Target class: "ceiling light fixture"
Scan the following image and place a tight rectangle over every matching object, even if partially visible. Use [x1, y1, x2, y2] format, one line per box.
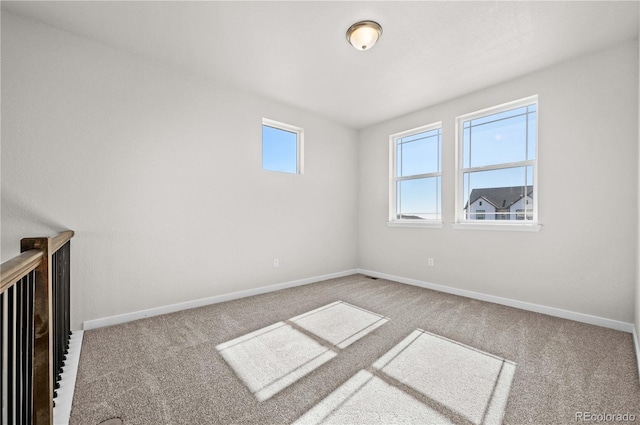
[346, 20, 382, 51]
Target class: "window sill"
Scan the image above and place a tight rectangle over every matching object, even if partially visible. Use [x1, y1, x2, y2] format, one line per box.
[452, 222, 542, 232]
[387, 221, 443, 229]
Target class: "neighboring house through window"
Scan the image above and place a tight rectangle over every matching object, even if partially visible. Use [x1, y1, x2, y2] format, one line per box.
[457, 96, 538, 225]
[466, 186, 534, 221]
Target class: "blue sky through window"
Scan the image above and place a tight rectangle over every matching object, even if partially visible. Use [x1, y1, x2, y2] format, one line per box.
[463, 105, 536, 168]
[397, 177, 441, 219]
[395, 128, 441, 220]
[394, 101, 536, 222]
[460, 101, 537, 220]
[262, 125, 298, 174]
[462, 104, 536, 192]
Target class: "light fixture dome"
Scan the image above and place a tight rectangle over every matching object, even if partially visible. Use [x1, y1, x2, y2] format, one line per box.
[346, 20, 382, 51]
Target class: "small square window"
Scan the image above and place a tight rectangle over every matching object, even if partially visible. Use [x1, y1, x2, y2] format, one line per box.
[262, 118, 303, 174]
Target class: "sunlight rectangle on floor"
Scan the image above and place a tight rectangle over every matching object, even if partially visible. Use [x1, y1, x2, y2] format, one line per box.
[293, 369, 455, 425]
[372, 329, 516, 425]
[295, 329, 515, 425]
[216, 322, 337, 401]
[290, 301, 389, 348]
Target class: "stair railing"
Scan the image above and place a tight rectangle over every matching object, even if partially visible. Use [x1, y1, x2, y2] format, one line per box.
[1, 230, 74, 425]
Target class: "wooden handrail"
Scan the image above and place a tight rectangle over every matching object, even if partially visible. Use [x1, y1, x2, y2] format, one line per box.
[50, 230, 74, 254]
[0, 230, 74, 294]
[0, 249, 44, 294]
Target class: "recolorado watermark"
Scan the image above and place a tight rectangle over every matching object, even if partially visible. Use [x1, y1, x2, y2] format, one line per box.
[575, 412, 636, 422]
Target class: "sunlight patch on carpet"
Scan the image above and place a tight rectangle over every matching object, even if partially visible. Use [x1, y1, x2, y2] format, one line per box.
[216, 322, 337, 401]
[216, 301, 389, 401]
[293, 370, 455, 425]
[295, 329, 515, 425]
[373, 329, 516, 425]
[290, 301, 389, 348]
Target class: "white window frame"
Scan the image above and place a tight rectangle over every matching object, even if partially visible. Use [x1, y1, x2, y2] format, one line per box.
[454, 96, 541, 232]
[388, 122, 443, 228]
[262, 118, 304, 174]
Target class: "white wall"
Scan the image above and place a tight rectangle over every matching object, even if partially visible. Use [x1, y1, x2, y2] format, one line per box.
[2, 11, 638, 330]
[1, 13, 359, 329]
[636, 9, 640, 348]
[358, 40, 639, 323]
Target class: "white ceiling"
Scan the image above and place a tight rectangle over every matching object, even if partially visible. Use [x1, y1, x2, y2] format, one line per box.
[2, 1, 639, 129]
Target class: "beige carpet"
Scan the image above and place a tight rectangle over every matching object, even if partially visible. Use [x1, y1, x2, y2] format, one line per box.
[70, 274, 640, 424]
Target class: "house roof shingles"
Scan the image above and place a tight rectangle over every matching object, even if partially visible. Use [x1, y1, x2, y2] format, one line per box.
[467, 185, 533, 210]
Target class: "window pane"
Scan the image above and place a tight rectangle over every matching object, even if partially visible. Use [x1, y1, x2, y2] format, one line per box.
[463, 167, 533, 221]
[397, 177, 441, 220]
[262, 125, 298, 174]
[470, 106, 527, 127]
[468, 113, 528, 167]
[398, 129, 441, 177]
[527, 110, 537, 160]
[397, 143, 402, 176]
[463, 127, 471, 169]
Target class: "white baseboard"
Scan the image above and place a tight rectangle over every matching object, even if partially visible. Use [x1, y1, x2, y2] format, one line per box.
[83, 269, 358, 330]
[358, 268, 635, 333]
[633, 326, 640, 381]
[53, 330, 84, 425]
[84, 267, 634, 335]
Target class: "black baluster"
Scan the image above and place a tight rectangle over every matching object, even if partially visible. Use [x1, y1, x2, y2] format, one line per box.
[17, 277, 24, 425]
[8, 285, 15, 424]
[27, 271, 35, 425]
[1, 291, 4, 424]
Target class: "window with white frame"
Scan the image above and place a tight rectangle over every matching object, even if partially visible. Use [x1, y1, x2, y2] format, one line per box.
[262, 118, 304, 174]
[390, 123, 442, 224]
[456, 96, 538, 225]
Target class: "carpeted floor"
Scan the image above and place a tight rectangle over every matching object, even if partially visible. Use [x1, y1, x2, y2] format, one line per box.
[70, 274, 640, 424]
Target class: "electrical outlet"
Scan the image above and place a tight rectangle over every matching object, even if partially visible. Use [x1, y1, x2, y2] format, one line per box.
[274, 258, 280, 267]
[428, 258, 434, 267]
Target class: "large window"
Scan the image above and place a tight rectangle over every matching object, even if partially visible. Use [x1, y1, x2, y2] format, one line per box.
[262, 118, 303, 174]
[389, 123, 442, 226]
[456, 96, 538, 226]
